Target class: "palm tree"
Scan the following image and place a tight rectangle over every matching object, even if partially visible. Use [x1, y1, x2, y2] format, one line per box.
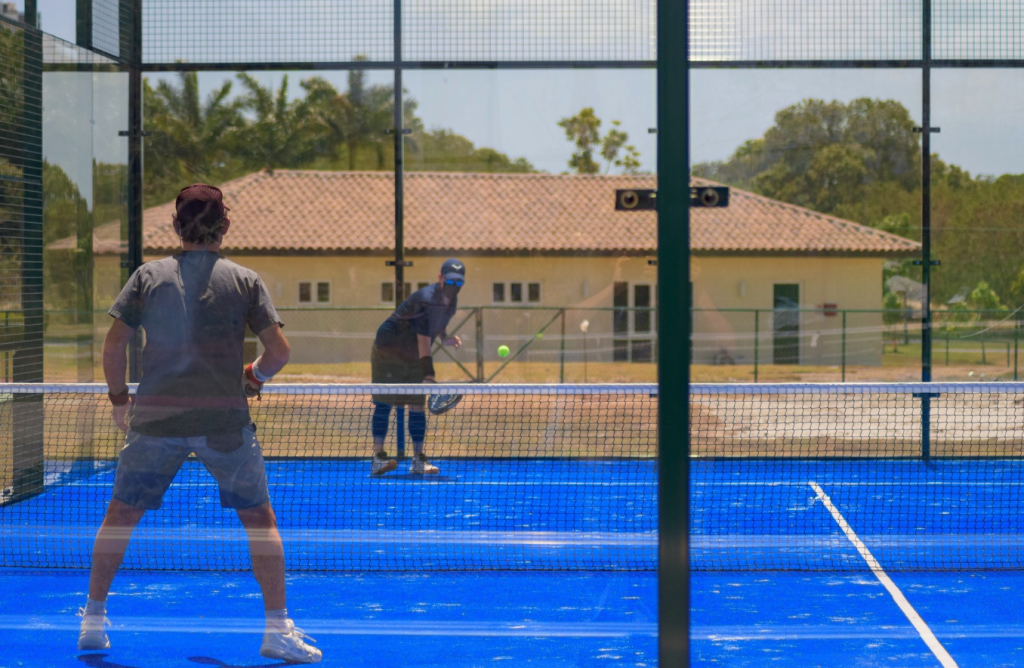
[144, 72, 243, 189]
[236, 73, 315, 172]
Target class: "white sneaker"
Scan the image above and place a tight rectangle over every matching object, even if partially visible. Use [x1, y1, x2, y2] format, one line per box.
[410, 453, 439, 475]
[260, 619, 322, 664]
[77, 608, 110, 650]
[371, 450, 398, 476]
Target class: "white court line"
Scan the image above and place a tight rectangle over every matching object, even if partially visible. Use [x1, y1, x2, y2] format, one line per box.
[0, 616, 656, 637]
[696, 482, 1024, 487]
[809, 481, 959, 668]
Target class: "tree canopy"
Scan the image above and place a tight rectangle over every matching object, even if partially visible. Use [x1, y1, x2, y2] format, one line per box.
[143, 71, 535, 208]
[694, 97, 1024, 309]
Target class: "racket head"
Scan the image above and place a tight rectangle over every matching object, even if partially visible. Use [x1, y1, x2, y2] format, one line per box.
[428, 393, 463, 415]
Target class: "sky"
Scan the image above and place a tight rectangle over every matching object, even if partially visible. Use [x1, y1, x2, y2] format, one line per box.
[22, 0, 1024, 180]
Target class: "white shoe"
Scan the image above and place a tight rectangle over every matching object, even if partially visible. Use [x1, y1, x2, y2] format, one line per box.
[260, 619, 322, 664]
[371, 450, 398, 476]
[410, 453, 439, 475]
[77, 608, 110, 650]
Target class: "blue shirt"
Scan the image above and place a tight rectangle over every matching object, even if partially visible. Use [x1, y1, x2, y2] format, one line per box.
[374, 283, 457, 359]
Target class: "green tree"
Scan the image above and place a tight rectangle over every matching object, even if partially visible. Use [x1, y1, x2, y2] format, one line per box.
[559, 107, 602, 175]
[559, 109, 643, 175]
[407, 128, 534, 173]
[693, 98, 919, 216]
[236, 74, 316, 172]
[968, 280, 1004, 312]
[143, 72, 244, 207]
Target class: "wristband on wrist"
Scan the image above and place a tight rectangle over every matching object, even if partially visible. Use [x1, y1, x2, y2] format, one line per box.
[108, 387, 130, 406]
[250, 358, 271, 383]
[420, 355, 436, 379]
[244, 362, 265, 389]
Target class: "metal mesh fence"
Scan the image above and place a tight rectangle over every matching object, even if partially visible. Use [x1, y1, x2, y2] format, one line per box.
[689, 0, 921, 63]
[90, 0, 122, 58]
[402, 0, 656, 62]
[933, 0, 1024, 61]
[141, 0, 394, 65]
[42, 32, 119, 66]
[0, 19, 42, 383]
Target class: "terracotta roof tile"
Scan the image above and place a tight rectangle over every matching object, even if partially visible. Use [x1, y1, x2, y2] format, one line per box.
[130, 171, 919, 256]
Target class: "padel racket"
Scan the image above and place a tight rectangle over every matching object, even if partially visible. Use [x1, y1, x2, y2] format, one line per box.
[428, 392, 463, 415]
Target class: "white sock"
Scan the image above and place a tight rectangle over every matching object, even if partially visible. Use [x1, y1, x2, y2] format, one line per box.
[266, 607, 288, 631]
[85, 597, 106, 616]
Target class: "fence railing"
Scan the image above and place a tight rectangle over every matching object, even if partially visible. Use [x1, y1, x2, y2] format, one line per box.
[4, 306, 1023, 383]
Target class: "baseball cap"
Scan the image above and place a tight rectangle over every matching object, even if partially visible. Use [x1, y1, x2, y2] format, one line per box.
[441, 258, 466, 280]
[175, 184, 229, 223]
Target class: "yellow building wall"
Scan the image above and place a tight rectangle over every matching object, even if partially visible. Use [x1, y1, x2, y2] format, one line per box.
[128, 252, 885, 367]
[691, 256, 884, 366]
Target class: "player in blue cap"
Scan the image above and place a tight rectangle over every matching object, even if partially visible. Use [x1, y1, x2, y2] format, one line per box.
[369, 258, 465, 475]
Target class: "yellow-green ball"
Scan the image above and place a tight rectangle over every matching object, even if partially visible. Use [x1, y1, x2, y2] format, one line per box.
[535, 333, 543, 340]
[497, 345, 510, 357]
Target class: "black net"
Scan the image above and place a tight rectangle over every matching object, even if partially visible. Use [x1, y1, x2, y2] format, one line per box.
[692, 383, 1024, 571]
[0, 383, 656, 571]
[5, 382, 1024, 573]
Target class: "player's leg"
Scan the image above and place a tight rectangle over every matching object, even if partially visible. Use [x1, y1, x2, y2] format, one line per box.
[369, 345, 398, 475]
[408, 405, 439, 474]
[81, 432, 189, 650]
[196, 426, 321, 664]
[370, 401, 397, 475]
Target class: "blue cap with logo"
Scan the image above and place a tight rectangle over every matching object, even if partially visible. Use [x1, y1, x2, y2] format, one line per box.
[441, 258, 466, 280]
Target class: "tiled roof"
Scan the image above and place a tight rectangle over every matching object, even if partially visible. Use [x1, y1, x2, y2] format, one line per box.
[85, 171, 920, 257]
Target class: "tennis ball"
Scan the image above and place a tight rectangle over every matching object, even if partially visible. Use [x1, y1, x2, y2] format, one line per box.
[497, 345, 510, 357]
[535, 333, 544, 339]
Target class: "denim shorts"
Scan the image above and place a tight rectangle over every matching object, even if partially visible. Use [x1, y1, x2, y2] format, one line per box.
[111, 424, 269, 510]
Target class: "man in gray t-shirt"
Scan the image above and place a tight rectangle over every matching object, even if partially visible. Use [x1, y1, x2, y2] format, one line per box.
[78, 184, 321, 664]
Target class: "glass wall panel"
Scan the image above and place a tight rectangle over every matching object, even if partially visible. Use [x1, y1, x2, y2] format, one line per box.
[40, 69, 127, 382]
[690, 68, 923, 382]
[403, 69, 657, 383]
[930, 70, 1024, 381]
[142, 69, 396, 380]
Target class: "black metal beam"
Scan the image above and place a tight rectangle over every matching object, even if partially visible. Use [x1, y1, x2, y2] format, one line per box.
[139, 60, 657, 72]
[657, 0, 690, 663]
[126, 0, 143, 381]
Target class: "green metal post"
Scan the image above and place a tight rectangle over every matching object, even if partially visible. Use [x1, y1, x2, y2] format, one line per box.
[841, 310, 847, 382]
[946, 332, 949, 366]
[753, 310, 759, 383]
[475, 307, 484, 382]
[657, 0, 691, 661]
[559, 308, 566, 384]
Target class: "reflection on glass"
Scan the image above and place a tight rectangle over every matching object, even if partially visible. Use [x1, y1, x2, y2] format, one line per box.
[930, 70, 1024, 382]
[41, 71, 127, 383]
[690, 71, 924, 382]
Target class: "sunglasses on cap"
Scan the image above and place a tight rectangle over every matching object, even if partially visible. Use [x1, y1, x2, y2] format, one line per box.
[444, 279, 464, 287]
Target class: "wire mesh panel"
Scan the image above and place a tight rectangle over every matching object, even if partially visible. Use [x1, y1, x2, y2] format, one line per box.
[690, 0, 921, 62]
[90, 0, 123, 58]
[934, 0, 1024, 61]
[141, 0, 394, 65]
[402, 0, 656, 63]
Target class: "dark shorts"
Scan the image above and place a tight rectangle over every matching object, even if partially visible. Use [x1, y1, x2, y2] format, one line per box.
[371, 344, 426, 407]
[111, 424, 269, 510]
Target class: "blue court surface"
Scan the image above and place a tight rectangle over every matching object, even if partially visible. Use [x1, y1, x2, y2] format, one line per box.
[2, 458, 1023, 666]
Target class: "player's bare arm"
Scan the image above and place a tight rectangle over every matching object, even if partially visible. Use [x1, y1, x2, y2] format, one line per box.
[244, 324, 291, 396]
[102, 319, 136, 432]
